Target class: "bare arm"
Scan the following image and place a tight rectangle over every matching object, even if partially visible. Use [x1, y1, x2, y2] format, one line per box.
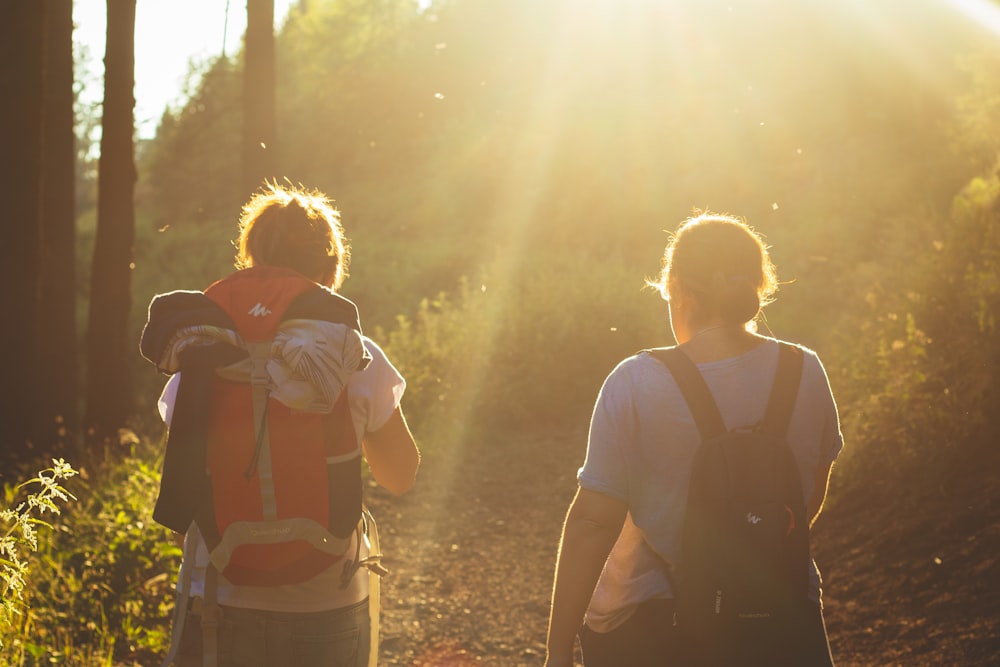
[545, 487, 627, 667]
[362, 407, 420, 495]
[808, 461, 834, 528]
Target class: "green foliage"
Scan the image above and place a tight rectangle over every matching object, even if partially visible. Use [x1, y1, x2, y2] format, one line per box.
[139, 57, 244, 230]
[3, 449, 180, 666]
[132, 207, 236, 296]
[129, 209, 239, 415]
[952, 50, 1000, 171]
[827, 170, 1000, 498]
[1, 459, 78, 652]
[378, 252, 666, 441]
[129, 0, 1000, 497]
[48, 0, 1000, 659]
[139, 0, 972, 276]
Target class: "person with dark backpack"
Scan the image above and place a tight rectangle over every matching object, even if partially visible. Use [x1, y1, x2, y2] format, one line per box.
[141, 183, 420, 667]
[546, 212, 841, 667]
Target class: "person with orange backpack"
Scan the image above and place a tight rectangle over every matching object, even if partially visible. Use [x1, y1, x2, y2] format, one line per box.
[545, 212, 841, 666]
[141, 183, 420, 667]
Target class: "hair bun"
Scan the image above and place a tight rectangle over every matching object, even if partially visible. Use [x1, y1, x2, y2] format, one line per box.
[648, 213, 778, 326]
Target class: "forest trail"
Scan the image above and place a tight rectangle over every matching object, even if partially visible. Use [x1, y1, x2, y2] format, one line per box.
[366, 427, 1000, 666]
[367, 428, 581, 666]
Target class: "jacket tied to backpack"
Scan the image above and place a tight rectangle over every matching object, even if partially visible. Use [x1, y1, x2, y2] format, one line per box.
[140, 266, 372, 587]
[153, 314, 367, 414]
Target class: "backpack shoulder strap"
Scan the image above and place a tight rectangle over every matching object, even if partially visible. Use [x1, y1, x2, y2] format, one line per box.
[646, 347, 727, 441]
[285, 284, 363, 331]
[760, 342, 804, 437]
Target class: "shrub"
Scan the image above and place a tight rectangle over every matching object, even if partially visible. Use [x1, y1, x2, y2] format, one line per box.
[378, 252, 665, 443]
[829, 171, 1000, 500]
[5, 445, 180, 666]
[1, 460, 78, 657]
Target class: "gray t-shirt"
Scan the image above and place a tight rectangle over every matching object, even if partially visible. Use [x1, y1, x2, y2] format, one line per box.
[578, 338, 843, 632]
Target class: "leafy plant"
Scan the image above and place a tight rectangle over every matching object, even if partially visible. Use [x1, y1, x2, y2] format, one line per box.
[4, 446, 180, 666]
[827, 168, 1000, 504]
[1, 459, 78, 649]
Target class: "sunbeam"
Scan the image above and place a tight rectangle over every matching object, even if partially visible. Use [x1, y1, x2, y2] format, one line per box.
[404, 4, 613, 662]
[941, 0, 1000, 35]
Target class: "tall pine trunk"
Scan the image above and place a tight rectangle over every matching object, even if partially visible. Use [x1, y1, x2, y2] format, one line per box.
[243, 0, 276, 197]
[39, 0, 79, 451]
[0, 3, 45, 468]
[85, 0, 137, 453]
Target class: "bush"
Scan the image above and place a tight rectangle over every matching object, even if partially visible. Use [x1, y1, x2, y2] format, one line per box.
[378, 251, 666, 443]
[1, 459, 78, 654]
[4, 445, 180, 666]
[828, 170, 1000, 500]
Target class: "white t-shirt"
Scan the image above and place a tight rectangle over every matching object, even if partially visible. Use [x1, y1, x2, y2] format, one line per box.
[159, 336, 405, 612]
[579, 338, 843, 632]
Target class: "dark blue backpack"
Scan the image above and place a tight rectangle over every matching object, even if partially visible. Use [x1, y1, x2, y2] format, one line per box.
[649, 343, 812, 666]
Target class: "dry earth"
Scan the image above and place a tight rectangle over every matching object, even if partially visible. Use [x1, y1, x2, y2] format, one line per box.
[366, 427, 1000, 667]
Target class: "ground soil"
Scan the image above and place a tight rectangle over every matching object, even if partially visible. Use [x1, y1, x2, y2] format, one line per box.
[366, 427, 1000, 667]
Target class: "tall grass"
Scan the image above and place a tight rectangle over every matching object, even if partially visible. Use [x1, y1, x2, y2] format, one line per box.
[1, 445, 179, 666]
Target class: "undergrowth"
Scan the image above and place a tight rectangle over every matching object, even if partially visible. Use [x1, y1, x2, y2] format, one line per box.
[1, 443, 179, 666]
[1, 459, 78, 653]
[378, 252, 666, 443]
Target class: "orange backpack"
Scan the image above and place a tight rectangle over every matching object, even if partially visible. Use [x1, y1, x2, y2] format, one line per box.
[142, 265, 372, 585]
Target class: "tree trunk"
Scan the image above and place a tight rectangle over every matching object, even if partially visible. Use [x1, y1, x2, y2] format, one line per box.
[85, 0, 137, 453]
[39, 0, 79, 451]
[0, 2, 46, 467]
[243, 0, 277, 197]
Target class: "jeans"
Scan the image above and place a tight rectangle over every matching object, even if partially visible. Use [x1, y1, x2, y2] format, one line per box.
[579, 598, 835, 667]
[580, 598, 679, 667]
[175, 598, 370, 667]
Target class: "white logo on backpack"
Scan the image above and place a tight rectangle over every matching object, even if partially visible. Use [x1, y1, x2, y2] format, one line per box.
[248, 302, 272, 317]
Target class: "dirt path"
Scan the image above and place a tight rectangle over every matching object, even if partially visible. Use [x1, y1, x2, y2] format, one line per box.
[366, 428, 582, 666]
[816, 443, 1000, 667]
[366, 429, 1000, 666]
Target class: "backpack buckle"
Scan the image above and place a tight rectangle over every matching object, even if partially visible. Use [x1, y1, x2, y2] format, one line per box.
[246, 341, 271, 388]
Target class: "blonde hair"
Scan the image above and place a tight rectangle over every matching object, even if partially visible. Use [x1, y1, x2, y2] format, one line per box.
[236, 182, 350, 289]
[648, 212, 778, 325]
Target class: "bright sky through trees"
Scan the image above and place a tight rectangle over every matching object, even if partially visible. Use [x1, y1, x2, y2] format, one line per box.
[70, 0, 998, 141]
[945, 0, 1000, 34]
[73, 0, 297, 138]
